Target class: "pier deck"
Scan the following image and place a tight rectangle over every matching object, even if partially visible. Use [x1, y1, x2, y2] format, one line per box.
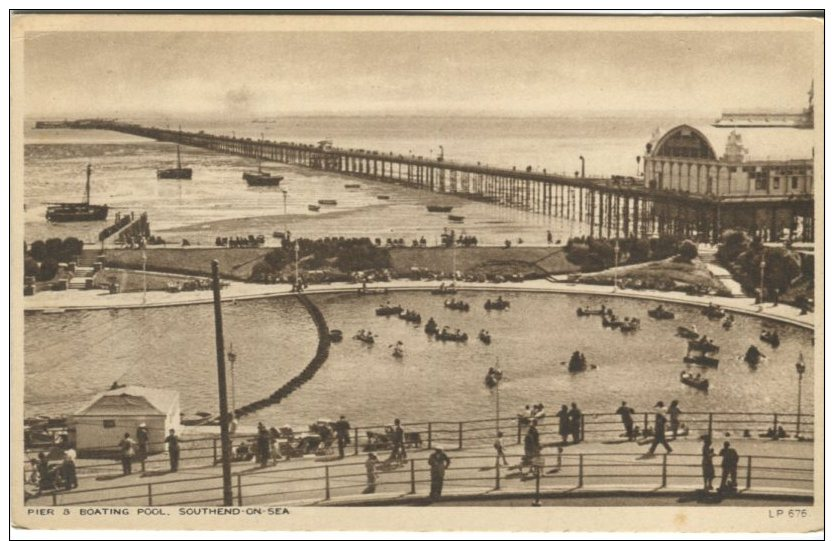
[41, 120, 814, 243]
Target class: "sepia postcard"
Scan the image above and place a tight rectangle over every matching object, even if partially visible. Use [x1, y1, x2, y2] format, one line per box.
[10, 11, 823, 534]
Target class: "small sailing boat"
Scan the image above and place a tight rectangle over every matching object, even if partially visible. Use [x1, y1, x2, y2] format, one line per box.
[45, 164, 109, 222]
[243, 134, 283, 186]
[157, 127, 192, 179]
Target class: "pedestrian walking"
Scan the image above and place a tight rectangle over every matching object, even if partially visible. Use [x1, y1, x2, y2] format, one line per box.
[62, 447, 78, 489]
[556, 405, 570, 443]
[668, 400, 682, 440]
[136, 422, 150, 472]
[568, 402, 582, 443]
[648, 402, 673, 455]
[428, 446, 451, 500]
[364, 453, 379, 494]
[494, 431, 508, 466]
[701, 436, 715, 491]
[616, 401, 636, 440]
[523, 420, 541, 476]
[719, 441, 739, 492]
[165, 428, 180, 472]
[389, 418, 406, 463]
[118, 433, 136, 475]
[256, 423, 271, 468]
[334, 415, 351, 459]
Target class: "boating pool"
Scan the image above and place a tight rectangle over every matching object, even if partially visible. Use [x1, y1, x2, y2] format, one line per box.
[25, 291, 813, 427]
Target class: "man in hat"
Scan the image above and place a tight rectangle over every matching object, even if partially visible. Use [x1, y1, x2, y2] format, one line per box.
[164, 428, 180, 472]
[719, 441, 739, 492]
[364, 452, 380, 493]
[648, 401, 673, 455]
[428, 446, 451, 500]
[136, 422, 150, 472]
[334, 415, 351, 459]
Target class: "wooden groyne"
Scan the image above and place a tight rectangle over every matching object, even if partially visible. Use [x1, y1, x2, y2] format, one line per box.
[45, 119, 814, 243]
[230, 293, 331, 419]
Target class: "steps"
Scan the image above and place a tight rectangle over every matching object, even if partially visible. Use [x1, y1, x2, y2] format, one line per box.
[67, 266, 96, 290]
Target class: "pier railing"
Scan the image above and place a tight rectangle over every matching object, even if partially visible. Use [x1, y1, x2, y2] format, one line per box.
[34, 449, 814, 507]
[24, 410, 813, 478]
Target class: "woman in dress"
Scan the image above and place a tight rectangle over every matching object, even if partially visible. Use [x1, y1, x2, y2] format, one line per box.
[701, 436, 715, 491]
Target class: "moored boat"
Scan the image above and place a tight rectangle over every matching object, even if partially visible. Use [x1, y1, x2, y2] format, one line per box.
[377, 195, 390, 200]
[427, 205, 453, 212]
[576, 307, 605, 316]
[45, 164, 109, 222]
[318, 199, 338, 206]
[243, 134, 283, 186]
[344, 183, 361, 189]
[157, 129, 192, 179]
[308, 205, 320, 212]
[448, 215, 465, 223]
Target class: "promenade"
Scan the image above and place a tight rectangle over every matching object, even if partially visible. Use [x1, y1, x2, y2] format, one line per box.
[26, 437, 813, 507]
[24, 275, 814, 330]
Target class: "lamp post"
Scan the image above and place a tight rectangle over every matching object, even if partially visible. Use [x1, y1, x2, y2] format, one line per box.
[759, 258, 767, 304]
[579, 155, 586, 179]
[612, 240, 620, 292]
[228, 344, 237, 414]
[294, 240, 300, 290]
[141, 239, 147, 305]
[795, 354, 806, 438]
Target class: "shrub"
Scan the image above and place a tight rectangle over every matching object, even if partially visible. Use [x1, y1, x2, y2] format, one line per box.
[677, 240, 698, 261]
[716, 229, 750, 265]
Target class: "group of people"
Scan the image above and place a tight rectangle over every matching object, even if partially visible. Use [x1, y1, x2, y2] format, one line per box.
[27, 448, 77, 495]
[118, 425, 181, 475]
[701, 438, 740, 493]
[214, 235, 266, 248]
[363, 418, 452, 500]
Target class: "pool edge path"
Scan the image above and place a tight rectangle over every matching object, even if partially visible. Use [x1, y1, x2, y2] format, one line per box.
[24, 279, 814, 330]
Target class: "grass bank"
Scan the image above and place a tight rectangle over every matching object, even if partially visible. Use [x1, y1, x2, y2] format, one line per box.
[91, 247, 272, 280]
[575, 256, 730, 295]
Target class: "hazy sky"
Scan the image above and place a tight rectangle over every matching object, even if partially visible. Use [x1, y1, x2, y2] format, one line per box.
[23, 30, 815, 118]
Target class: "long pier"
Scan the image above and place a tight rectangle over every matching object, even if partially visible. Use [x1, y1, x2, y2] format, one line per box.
[44, 119, 814, 242]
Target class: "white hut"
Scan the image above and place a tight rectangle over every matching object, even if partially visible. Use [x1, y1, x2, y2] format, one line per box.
[69, 386, 180, 455]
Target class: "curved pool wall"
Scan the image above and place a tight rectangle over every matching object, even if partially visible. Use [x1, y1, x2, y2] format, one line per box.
[24, 288, 813, 427]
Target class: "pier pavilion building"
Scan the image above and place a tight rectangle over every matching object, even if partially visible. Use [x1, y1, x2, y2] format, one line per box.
[641, 125, 815, 241]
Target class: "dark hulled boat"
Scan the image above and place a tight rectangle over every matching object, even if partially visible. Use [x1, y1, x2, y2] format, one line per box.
[427, 205, 453, 212]
[243, 135, 283, 186]
[157, 130, 192, 179]
[244, 169, 283, 187]
[45, 164, 109, 223]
